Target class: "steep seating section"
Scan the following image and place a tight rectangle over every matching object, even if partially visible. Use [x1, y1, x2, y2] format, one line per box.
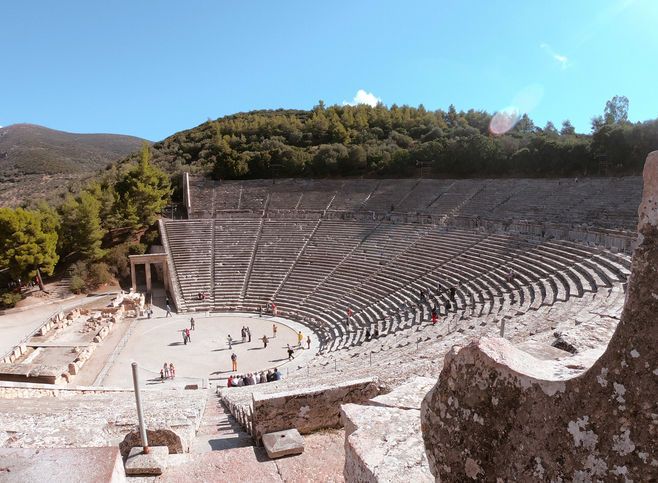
[213, 219, 262, 309]
[243, 219, 318, 307]
[164, 220, 214, 311]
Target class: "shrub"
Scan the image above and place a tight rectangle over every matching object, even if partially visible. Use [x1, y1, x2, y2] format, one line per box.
[88, 262, 113, 287]
[0, 291, 23, 308]
[69, 275, 86, 294]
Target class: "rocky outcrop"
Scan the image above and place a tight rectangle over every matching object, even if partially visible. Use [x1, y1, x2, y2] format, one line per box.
[251, 377, 380, 441]
[420, 151, 658, 481]
[342, 377, 435, 482]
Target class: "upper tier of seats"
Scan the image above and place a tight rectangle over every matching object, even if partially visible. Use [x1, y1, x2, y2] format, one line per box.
[186, 176, 642, 230]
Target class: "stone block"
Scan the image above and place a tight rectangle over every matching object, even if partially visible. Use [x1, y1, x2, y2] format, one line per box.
[262, 429, 304, 459]
[124, 446, 168, 476]
[0, 447, 125, 483]
[252, 377, 380, 441]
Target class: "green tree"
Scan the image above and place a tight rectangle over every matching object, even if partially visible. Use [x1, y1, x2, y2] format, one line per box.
[0, 207, 59, 290]
[58, 191, 105, 260]
[604, 95, 629, 125]
[560, 120, 576, 136]
[115, 143, 171, 229]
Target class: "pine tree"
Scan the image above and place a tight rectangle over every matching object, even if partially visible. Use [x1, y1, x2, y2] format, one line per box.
[0, 207, 59, 289]
[115, 143, 171, 229]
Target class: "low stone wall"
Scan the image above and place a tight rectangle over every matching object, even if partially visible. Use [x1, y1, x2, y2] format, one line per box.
[0, 381, 133, 399]
[251, 377, 380, 442]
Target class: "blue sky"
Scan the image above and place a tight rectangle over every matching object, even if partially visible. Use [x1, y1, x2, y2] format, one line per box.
[1, 0, 656, 140]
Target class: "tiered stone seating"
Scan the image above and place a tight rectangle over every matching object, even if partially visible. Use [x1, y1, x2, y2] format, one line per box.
[164, 214, 630, 356]
[360, 180, 419, 212]
[187, 176, 642, 229]
[329, 179, 378, 211]
[243, 219, 319, 308]
[213, 219, 262, 309]
[164, 220, 214, 311]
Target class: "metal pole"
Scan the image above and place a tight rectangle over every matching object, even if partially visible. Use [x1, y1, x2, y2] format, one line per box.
[131, 362, 149, 453]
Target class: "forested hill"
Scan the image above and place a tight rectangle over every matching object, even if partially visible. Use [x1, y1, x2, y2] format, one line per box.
[144, 100, 658, 180]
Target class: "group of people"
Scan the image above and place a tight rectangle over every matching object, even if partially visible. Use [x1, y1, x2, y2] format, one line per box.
[227, 367, 282, 387]
[181, 317, 195, 344]
[160, 362, 176, 381]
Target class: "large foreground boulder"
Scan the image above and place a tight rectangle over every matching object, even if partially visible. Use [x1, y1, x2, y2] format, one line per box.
[421, 151, 658, 481]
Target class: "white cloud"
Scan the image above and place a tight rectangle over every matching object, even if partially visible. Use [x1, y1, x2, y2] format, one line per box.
[540, 43, 569, 69]
[343, 89, 382, 107]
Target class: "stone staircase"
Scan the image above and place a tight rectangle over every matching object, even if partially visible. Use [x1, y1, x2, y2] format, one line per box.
[191, 391, 253, 453]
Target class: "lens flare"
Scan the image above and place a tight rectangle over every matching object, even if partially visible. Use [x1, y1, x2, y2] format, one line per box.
[489, 84, 544, 135]
[489, 107, 520, 135]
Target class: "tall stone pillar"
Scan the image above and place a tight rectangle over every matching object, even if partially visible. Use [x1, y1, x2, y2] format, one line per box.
[145, 262, 152, 292]
[130, 258, 137, 292]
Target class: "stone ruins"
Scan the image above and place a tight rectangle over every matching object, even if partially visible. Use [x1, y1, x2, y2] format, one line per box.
[0, 157, 655, 481]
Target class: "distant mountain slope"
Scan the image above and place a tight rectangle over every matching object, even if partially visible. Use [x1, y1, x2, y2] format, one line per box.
[0, 124, 147, 175]
[0, 124, 147, 206]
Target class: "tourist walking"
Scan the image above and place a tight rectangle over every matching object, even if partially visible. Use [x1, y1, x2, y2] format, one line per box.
[169, 363, 175, 379]
[182, 329, 187, 345]
[227, 334, 233, 349]
[185, 327, 191, 343]
[287, 345, 295, 361]
[165, 304, 172, 317]
[160, 369, 165, 382]
[246, 326, 251, 342]
[190, 317, 195, 330]
[231, 352, 238, 372]
[163, 362, 169, 378]
[297, 330, 304, 348]
[307, 335, 311, 350]
[261, 335, 269, 348]
[272, 324, 277, 338]
[241, 327, 246, 343]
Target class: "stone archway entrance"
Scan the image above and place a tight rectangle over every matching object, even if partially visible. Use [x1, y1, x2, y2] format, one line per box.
[129, 254, 171, 295]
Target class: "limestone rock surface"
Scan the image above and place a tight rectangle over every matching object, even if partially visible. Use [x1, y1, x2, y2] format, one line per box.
[421, 151, 658, 481]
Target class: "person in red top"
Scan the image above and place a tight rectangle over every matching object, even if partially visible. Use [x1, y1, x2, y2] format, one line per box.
[431, 306, 438, 325]
[345, 307, 353, 329]
[227, 375, 233, 387]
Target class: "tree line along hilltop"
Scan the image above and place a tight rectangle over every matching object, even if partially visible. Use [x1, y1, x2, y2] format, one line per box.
[143, 96, 656, 180]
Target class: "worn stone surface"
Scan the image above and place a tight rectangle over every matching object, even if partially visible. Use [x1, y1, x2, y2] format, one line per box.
[140, 447, 282, 482]
[124, 446, 169, 476]
[262, 428, 304, 459]
[342, 402, 433, 483]
[421, 151, 658, 481]
[369, 376, 435, 410]
[251, 377, 380, 441]
[0, 446, 125, 482]
[119, 429, 183, 459]
[0, 388, 207, 453]
[274, 429, 345, 483]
